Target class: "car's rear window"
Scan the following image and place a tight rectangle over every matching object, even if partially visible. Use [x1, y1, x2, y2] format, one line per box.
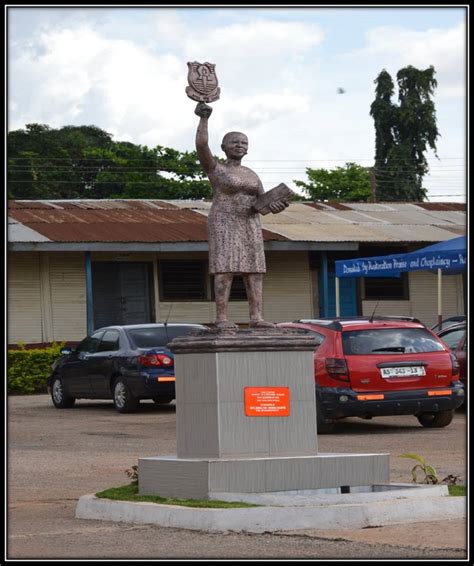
[342, 328, 445, 355]
[126, 326, 203, 348]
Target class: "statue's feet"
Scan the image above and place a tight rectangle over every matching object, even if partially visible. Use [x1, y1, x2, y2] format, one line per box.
[215, 320, 239, 330]
[249, 319, 276, 329]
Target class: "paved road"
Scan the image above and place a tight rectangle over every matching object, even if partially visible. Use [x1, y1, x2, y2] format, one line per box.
[7, 395, 467, 560]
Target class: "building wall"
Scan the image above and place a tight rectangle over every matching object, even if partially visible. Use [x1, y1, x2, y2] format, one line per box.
[153, 251, 314, 324]
[8, 252, 43, 343]
[362, 270, 464, 327]
[8, 251, 87, 344]
[263, 252, 313, 323]
[9, 249, 462, 344]
[8, 250, 314, 344]
[49, 252, 87, 341]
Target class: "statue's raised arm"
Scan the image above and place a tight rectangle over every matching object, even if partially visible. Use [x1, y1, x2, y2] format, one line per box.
[195, 102, 217, 174]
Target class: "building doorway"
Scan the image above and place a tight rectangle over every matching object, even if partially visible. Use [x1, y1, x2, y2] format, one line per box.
[92, 262, 153, 329]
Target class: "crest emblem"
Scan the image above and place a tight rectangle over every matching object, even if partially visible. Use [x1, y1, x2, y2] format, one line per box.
[186, 61, 220, 103]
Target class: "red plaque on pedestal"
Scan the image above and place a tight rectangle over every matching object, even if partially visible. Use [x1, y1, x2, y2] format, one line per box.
[244, 387, 290, 417]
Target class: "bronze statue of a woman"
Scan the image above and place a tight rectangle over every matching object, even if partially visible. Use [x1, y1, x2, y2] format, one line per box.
[194, 101, 289, 330]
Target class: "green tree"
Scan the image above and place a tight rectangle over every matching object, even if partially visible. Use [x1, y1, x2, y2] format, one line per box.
[370, 66, 439, 201]
[8, 124, 212, 200]
[294, 162, 372, 202]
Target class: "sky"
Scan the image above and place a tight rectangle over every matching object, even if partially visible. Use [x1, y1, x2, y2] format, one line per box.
[7, 5, 467, 202]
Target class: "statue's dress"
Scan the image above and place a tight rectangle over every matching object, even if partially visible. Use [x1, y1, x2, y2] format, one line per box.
[207, 162, 266, 274]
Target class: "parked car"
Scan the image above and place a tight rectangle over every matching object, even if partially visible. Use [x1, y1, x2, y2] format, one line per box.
[430, 315, 466, 332]
[278, 317, 465, 433]
[48, 323, 207, 413]
[436, 321, 467, 396]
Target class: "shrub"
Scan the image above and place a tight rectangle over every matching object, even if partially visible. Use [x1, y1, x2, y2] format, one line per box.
[7, 343, 65, 394]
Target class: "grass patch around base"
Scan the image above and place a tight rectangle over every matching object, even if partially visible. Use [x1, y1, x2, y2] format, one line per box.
[448, 485, 466, 496]
[95, 484, 260, 508]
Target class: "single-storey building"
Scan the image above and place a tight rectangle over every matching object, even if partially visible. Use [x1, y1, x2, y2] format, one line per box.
[7, 199, 465, 346]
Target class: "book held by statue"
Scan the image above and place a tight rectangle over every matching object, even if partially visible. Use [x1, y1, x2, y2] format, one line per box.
[253, 183, 295, 215]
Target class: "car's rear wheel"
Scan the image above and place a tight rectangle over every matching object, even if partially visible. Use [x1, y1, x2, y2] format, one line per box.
[50, 376, 75, 409]
[317, 400, 336, 434]
[113, 379, 140, 413]
[417, 410, 454, 428]
[152, 396, 174, 405]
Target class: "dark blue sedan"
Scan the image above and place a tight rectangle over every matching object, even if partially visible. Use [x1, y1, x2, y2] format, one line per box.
[47, 323, 207, 413]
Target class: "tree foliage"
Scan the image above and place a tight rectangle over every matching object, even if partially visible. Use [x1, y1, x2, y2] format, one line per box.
[370, 65, 439, 201]
[294, 162, 372, 202]
[7, 124, 212, 200]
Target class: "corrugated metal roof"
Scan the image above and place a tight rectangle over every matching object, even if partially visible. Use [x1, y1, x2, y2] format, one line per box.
[161, 200, 212, 210]
[7, 200, 286, 243]
[9, 208, 205, 226]
[363, 224, 465, 242]
[414, 210, 465, 224]
[20, 221, 210, 243]
[416, 202, 465, 211]
[8, 199, 179, 210]
[7, 204, 209, 243]
[7, 199, 465, 245]
[7, 217, 51, 242]
[348, 210, 459, 225]
[262, 223, 385, 241]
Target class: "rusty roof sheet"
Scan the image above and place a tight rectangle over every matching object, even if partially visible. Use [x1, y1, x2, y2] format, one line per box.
[8, 208, 204, 226]
[7, 205, 208, 242]
[7, 199, 465, 244]
[8, 199, 179, 210]
[22, 221, 210, 243]
[416, 202, 465, 211]
[8, 200, 286, 243]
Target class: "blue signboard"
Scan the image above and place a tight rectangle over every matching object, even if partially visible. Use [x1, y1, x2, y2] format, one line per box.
[335, 236, 466, 278]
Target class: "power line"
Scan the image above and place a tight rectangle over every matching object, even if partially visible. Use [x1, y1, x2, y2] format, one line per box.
[8, 165, 466, 171]
[6, 157, 466, 162]
[7, 168, 466, 176]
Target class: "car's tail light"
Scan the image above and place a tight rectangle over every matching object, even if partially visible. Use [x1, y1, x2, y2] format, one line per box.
[138, 354, 174, 367]
[325, 358, 350, 381]
[450, 353, 460, 377]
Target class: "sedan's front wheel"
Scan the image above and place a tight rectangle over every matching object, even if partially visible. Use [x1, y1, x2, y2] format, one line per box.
[417, 410, 454, 428]
[113, 379, 140, 413]
[50, 376, 75, 409]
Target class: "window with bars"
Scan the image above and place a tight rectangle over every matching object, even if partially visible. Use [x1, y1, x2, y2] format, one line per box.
[159, 261, 208, 301]
[210, 275, 248, 301]
[363, 273, 409, 300]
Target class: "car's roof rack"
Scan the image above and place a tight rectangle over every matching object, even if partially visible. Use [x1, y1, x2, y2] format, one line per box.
[295, 316, 421, 331]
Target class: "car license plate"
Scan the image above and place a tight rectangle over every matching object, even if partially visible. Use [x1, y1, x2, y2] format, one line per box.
[380, 366, 426, 378]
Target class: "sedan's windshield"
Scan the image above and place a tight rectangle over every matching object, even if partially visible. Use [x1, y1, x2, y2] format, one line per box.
[342, 328, 445, 355]
[126, 326, 203, 348]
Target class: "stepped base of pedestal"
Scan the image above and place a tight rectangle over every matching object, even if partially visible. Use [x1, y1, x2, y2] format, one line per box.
[138, 452, 390, 499]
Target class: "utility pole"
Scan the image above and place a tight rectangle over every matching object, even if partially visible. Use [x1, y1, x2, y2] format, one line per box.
[366, 167, 377, 202]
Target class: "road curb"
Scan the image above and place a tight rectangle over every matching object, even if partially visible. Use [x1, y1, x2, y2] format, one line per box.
[76, 494, 466, 533]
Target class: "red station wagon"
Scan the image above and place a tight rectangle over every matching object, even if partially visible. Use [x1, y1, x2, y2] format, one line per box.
[278, 317, 465, 433]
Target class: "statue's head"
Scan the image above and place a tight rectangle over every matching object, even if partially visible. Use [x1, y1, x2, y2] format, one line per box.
[221, 131, 248, 160]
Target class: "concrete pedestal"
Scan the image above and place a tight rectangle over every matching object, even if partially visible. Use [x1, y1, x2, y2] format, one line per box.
[138, 329, 390, 499]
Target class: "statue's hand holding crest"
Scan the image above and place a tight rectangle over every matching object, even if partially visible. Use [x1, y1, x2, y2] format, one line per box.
[186, 61, 220, 103]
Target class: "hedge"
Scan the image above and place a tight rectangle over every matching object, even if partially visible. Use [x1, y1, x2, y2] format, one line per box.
[7, 343, 65, 394]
